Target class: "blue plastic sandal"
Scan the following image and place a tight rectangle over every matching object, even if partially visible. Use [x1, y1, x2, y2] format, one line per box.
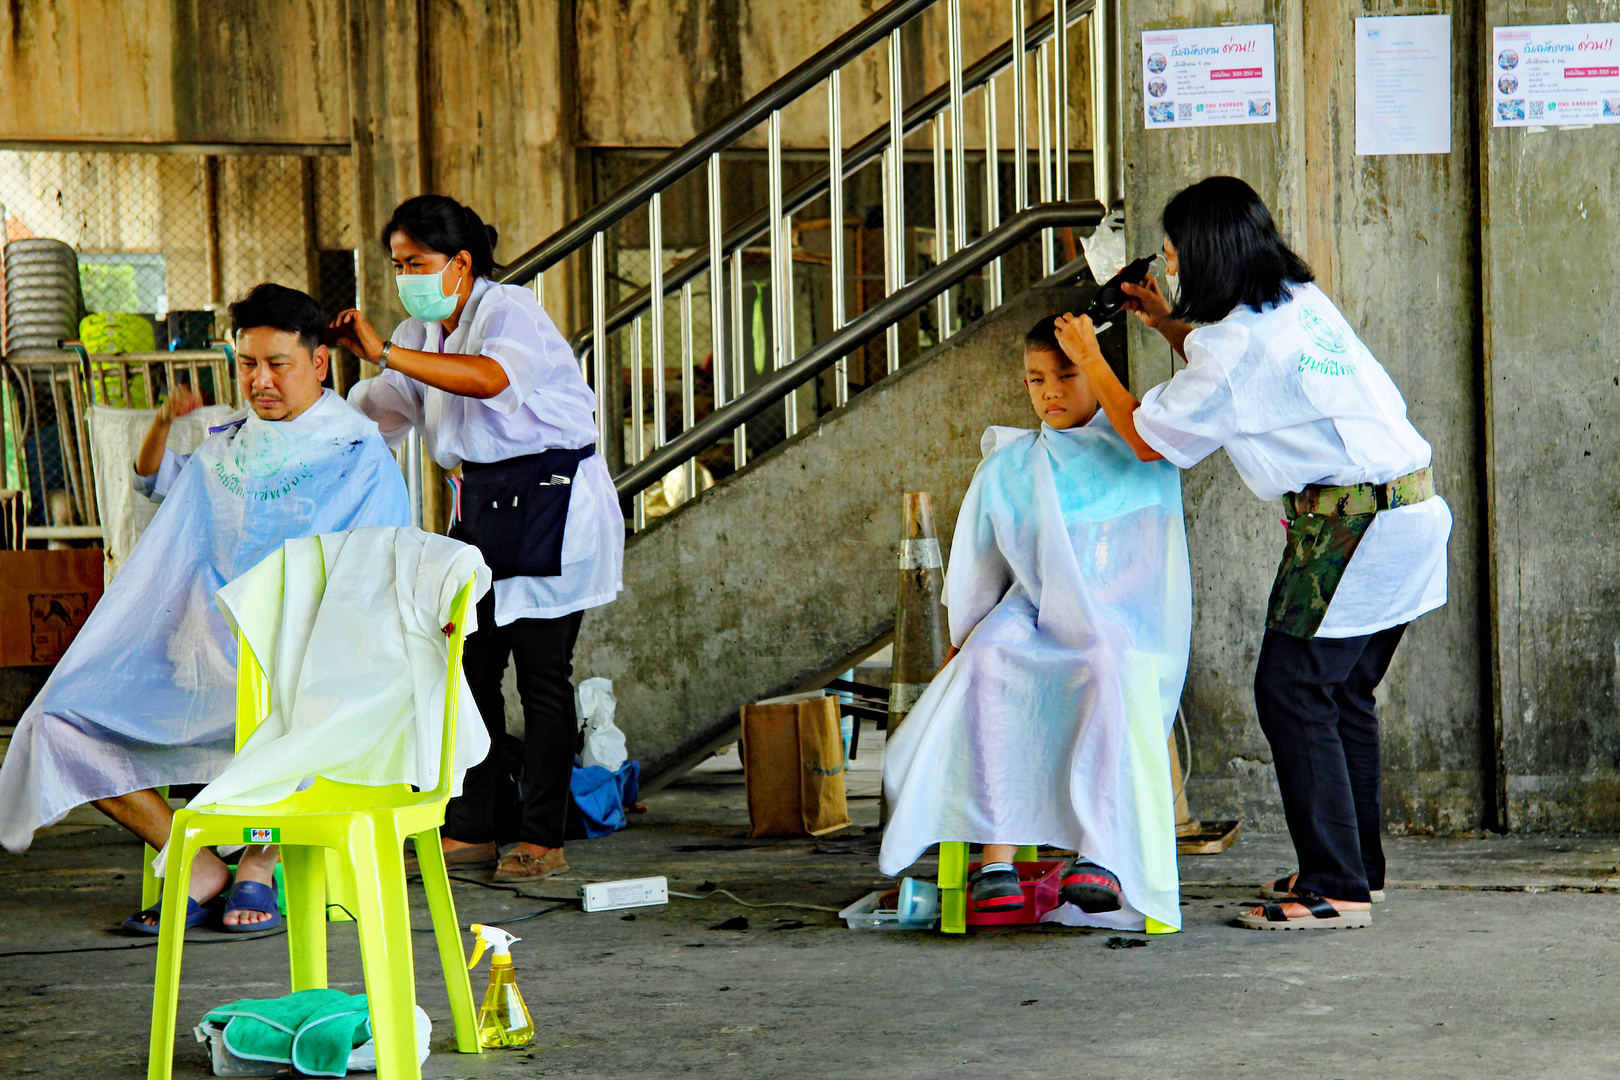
[121, 895, 213, 936]
[218, 879, 283, 933]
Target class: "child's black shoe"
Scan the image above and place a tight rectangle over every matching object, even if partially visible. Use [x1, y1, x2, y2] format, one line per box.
[1060, 860, 1122, 913]
[968, 863, 1024, 912]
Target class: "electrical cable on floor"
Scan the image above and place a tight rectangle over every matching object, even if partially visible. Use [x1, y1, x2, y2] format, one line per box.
[0, 927, 286, 959]
[668, 888, 842, 913]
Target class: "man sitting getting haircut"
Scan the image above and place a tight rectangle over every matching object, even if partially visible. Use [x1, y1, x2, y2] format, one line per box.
[0, 283, 410, 932]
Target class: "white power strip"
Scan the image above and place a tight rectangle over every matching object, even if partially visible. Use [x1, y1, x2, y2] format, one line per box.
[579, 876, 670, 912]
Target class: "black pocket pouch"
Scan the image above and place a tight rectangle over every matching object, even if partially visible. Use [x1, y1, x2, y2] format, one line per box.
[453, 448, 593, 580]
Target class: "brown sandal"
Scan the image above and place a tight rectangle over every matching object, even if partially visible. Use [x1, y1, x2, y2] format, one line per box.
[493, 847, 568, 882]
[403, 840, 498, 873]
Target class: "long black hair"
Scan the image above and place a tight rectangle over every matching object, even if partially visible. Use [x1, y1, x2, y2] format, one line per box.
[1161, 176, 1313, 323]
[382, 195, 500, 278]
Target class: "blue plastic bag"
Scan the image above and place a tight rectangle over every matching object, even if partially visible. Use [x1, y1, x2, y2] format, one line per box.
[569, 760, 640, 838]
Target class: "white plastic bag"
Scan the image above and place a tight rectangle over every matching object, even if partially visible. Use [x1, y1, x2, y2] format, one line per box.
[1080, 209, 1127, 285]
[576, 677, 628, 772]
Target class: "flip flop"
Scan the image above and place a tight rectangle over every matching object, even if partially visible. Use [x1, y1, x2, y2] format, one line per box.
[1261, 873, 1385, 903]
[121, 895, 214, 936]
[219, 879, 283, 933]
[1234, 892, 1371, 931]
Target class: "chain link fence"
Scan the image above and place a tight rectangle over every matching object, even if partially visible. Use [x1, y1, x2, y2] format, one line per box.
[0, 149, 357, 536]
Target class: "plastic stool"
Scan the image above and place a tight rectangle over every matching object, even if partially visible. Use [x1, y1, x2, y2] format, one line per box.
[936, 842, 1178, 935]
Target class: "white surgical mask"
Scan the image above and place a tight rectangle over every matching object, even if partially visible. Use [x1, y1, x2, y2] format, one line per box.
[1164, 271, 1182, 305]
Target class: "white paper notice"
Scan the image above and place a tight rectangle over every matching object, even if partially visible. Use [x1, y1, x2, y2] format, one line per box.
[1492, 23, 1620, 127]
[1355, 15, 1452, 155]
[1141, 24, 1277, 129]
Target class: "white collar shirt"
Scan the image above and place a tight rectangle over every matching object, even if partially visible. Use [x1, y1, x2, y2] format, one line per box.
[347, 279, 624, 624]
[1133, 282, 1450, 638]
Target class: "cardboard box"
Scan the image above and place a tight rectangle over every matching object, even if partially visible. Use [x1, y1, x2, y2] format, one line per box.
[0, 550, 106, 667]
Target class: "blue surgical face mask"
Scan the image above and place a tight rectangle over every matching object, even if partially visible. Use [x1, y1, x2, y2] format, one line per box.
[396, 263, 464, 322]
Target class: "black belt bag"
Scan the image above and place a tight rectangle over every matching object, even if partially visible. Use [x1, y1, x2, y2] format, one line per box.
[452, 446, 595, 580]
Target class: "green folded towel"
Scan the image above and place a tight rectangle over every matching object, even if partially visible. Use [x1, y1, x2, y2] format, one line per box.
[203, 989, 373, 1078]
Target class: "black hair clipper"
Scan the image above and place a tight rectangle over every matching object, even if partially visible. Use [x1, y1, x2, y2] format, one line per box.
[1083, 254, 1162, 333]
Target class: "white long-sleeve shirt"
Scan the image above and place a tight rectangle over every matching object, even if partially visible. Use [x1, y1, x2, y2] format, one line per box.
[347, 278, 624, 623]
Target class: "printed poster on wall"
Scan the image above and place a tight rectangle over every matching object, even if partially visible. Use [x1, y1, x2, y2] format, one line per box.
[1355, 15, 1452, 155]
[1141, 24, 1277, 129]
[1492, 23, 1620, 127]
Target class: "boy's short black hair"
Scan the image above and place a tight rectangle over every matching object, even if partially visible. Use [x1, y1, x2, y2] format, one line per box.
[1023, 315, 1067, 359]
[228, 283, 325, 353]
[1161, 175, 1314, 324]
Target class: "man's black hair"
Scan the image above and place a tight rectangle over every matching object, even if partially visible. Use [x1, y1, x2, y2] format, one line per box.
[228, 283, 325, 353]
[382, 194, 499, 278]
[1024, 314, 1066, 359]
[1161, 175, 1314, 324]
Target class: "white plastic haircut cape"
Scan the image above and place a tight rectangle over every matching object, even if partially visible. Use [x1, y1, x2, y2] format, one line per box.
[0, 398, 410, 852]
[879, 417, 1192, 931]
[153, 527, 491, 873]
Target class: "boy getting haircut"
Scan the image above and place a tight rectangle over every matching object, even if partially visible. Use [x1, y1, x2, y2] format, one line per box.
[878, 315, 1193, 931]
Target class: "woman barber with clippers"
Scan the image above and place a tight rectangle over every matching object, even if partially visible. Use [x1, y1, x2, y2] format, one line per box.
[1051, 176, 1451, 932]
[336, 195, 624, 883]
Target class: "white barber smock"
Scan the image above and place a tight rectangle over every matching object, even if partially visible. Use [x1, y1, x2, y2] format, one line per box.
[1133, 282, 1451, 638]
[131, 389, 345, 503]
[347, 278, 624, 624]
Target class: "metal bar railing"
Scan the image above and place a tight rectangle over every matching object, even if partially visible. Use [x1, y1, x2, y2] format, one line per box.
[613, 200, 1104, 502]
[559, 1, 1094, 356]
[498, 0, 939, 287]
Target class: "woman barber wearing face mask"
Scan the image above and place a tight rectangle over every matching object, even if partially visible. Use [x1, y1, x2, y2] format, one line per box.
[1050, 176, 1451, 933]
[334, 194, 624, 883]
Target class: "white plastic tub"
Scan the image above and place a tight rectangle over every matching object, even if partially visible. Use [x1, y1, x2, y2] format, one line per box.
[838, 889, 938, 931]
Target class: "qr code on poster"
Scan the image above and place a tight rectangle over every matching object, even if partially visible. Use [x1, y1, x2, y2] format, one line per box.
[1528, 100, 1545, 118]
[1178, 102, 1194, 119]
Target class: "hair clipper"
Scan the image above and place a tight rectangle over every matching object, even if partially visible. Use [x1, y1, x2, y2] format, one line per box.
[1083, 254, 1162, 333]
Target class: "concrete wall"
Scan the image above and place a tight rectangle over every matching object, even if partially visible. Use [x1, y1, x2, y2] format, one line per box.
[0, 1, 349, 146]
[575, 0, 1090, 151]
[1484, 3, 1620, 830]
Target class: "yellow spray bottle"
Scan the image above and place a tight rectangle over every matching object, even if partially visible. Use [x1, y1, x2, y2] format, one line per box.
[466, 923, 534, 1048]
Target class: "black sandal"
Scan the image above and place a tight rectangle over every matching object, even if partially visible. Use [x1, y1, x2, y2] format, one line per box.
[1234, 890, 1371, 931]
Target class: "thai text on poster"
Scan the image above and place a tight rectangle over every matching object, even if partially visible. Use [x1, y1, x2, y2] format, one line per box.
[1492, 23, 1620, 127]
[1355, 15, 1452, 155]
[1141, 24, 1277, 129]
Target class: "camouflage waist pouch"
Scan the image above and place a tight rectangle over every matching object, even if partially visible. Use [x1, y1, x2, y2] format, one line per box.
[1265, 468, 1435, 639]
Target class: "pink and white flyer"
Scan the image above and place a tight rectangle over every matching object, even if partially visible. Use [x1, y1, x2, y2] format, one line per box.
[1492, 23, 1620, 127]
[1141, 24, 1277, 130]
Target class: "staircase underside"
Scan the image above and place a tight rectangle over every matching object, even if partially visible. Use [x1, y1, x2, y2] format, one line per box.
[574, 282, 1106, 787]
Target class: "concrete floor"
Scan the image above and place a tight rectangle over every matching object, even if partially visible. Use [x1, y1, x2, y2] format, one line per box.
[4, 729, 1620, 1080]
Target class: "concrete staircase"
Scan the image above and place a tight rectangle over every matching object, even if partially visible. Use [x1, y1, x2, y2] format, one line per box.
[573, 281, 1107, 785]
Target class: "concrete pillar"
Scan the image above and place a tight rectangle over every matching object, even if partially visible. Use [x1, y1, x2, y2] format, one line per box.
[1482, 3, 1620, 831]
[345, 0, 430, 340]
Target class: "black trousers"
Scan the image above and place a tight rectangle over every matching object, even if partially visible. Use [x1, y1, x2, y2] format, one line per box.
[443, 591, 584, 849]
[1253, 623, 1407, 903]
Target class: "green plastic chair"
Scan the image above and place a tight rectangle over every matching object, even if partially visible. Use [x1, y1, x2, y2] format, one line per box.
[146, 577, 483, 1080]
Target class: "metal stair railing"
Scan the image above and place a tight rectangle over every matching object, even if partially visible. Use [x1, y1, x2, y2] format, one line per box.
[613, 199, 1106, 504]
[496, 0, 1122, 531]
